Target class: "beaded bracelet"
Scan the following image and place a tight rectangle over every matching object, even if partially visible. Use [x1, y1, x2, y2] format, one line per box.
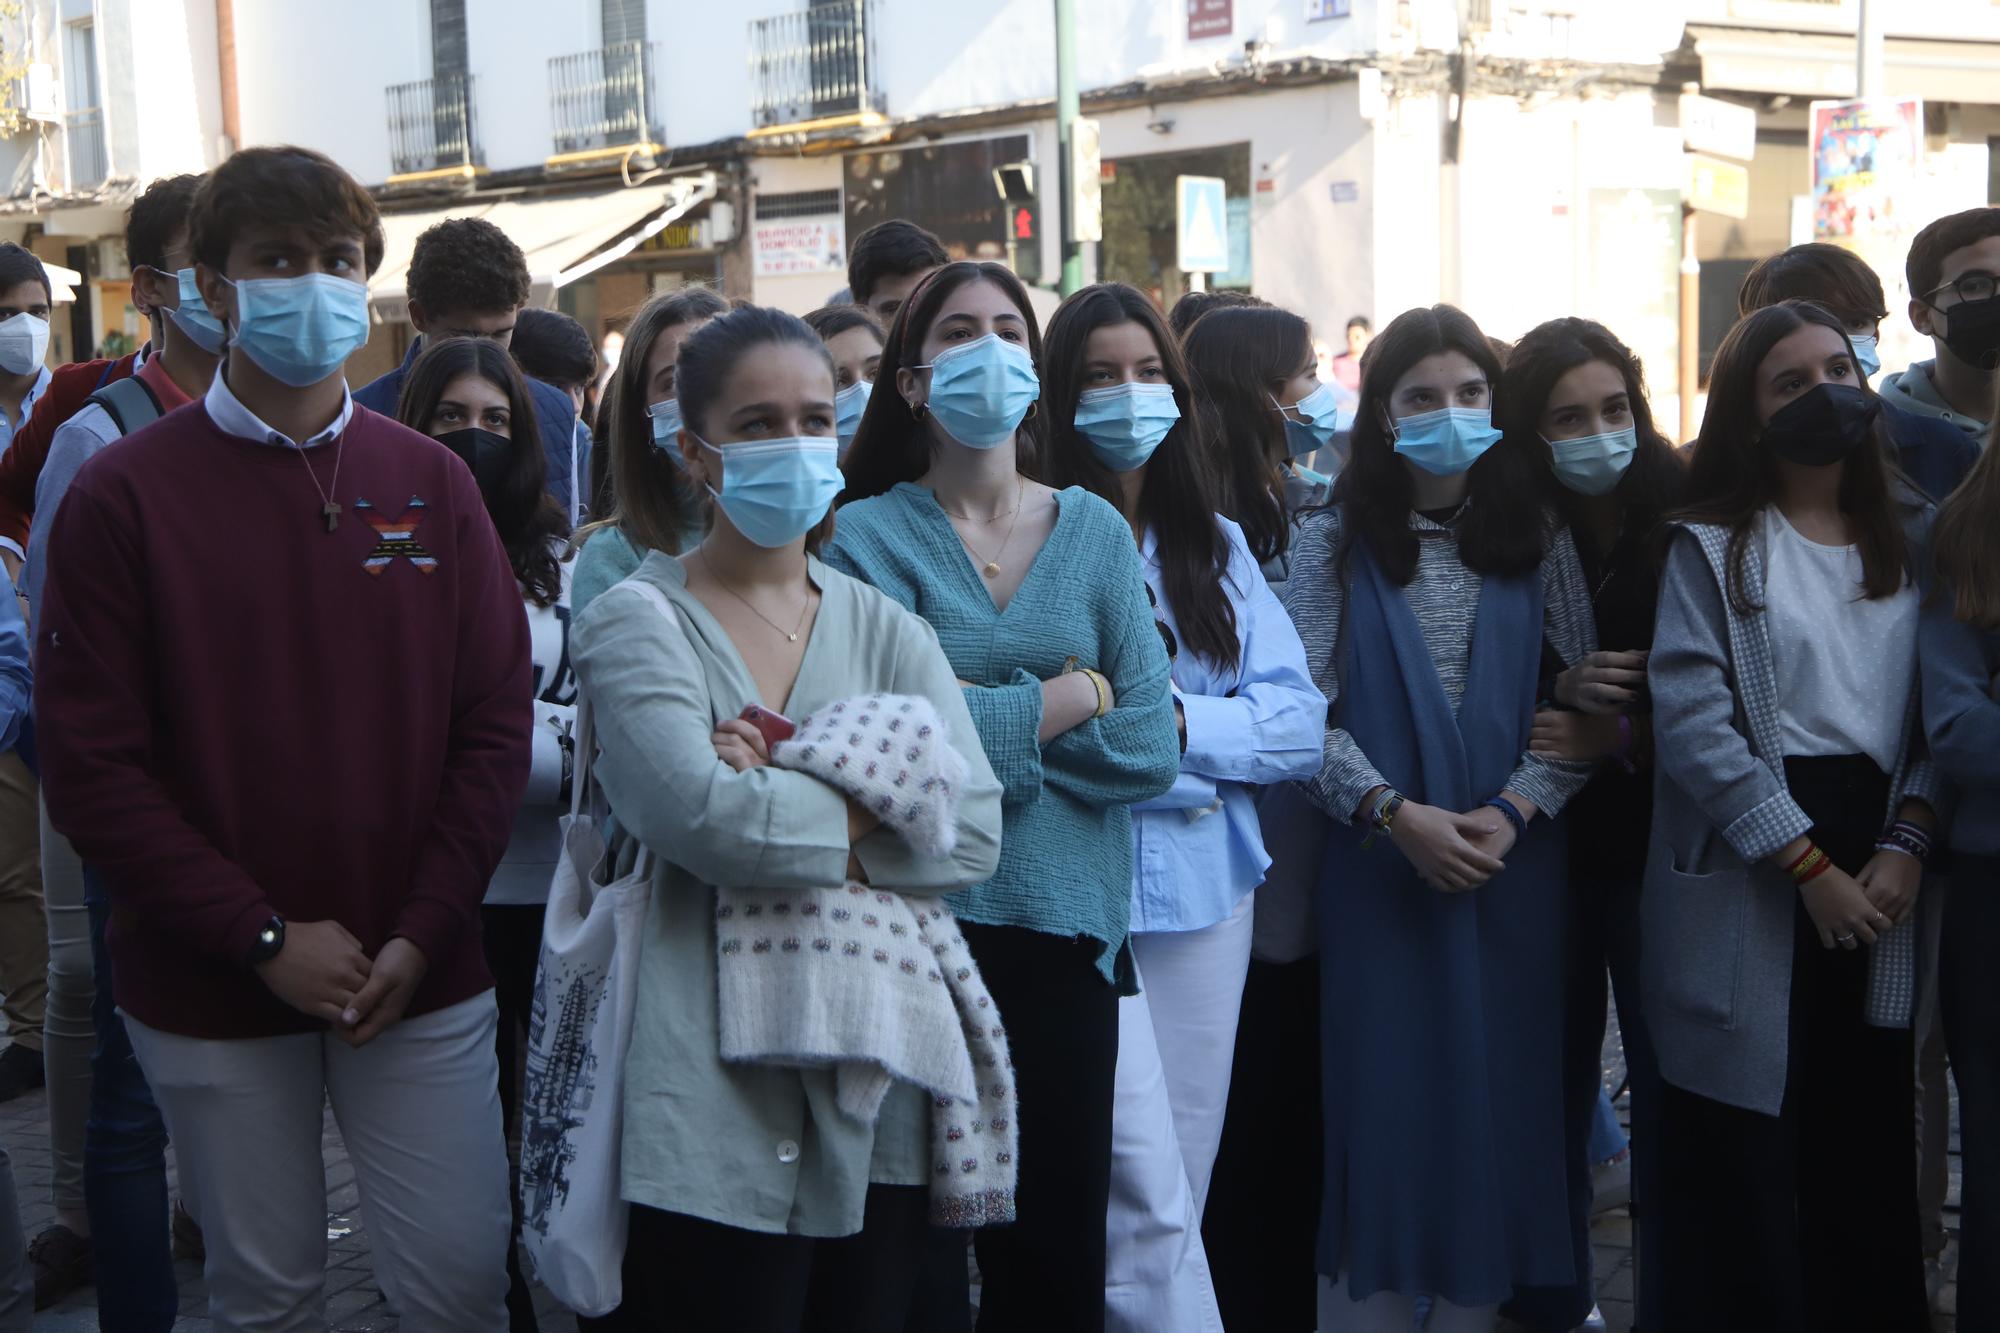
[1483, 796, 1529, 843]
[1875, 819, 1933, 863]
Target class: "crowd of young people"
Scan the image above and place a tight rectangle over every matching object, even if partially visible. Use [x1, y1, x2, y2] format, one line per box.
[0, 141, 1989, 1333]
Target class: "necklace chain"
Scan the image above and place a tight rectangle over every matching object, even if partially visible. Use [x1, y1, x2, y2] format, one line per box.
[291, 430, 346, 533]
[938, 477, 1027, 579]
[699, 548, 814, 643]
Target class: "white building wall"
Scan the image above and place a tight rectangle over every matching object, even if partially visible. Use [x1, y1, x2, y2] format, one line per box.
[466, 0, 593, 174]
[115, 0, 224, 181]
[231, 0, 428, 183]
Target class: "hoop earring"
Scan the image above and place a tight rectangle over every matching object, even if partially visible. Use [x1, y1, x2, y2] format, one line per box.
[911, 401, 929, 422]
[1022, 401, 1039, 424]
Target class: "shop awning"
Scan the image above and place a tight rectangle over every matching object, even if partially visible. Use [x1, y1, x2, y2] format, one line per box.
[1689, 24, 2000, 102]
[44, 261, 80, 304]
[367, 172, 718, 315]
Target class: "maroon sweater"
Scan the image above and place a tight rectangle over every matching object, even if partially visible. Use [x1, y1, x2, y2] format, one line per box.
[35, 402, 531, 1039]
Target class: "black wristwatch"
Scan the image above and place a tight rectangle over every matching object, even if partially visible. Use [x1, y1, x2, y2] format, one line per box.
[246, 914, 286, 967]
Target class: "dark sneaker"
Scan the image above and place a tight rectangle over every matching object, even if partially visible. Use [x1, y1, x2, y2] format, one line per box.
[0, 1043, 43, 1103]
[172, 1197, 205, 1263]
[28, 1224, 91, 1310]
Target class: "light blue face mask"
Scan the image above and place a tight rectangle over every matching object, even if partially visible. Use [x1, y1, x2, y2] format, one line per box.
[917, 334, 1040, 449]
[1075, 382, 1180, 472]
[1274, 381, 1342, 460]
[1545, 425, 1638, 496]
[648, 398, 684, 467]
[1390, 406, 1502, 476]
[169, 268, 227, 355]
[224, 272, 371, 387]
[834, 379, 871, 457]
[1850, 333, 1882, 380]
[699, 435, 843, 549]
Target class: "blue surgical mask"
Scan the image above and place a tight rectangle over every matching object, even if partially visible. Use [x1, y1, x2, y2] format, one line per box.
[648, 398, 683, 458]
[1545, 426, 1637, 496]
[1273, 382, 1342, 460]
[917, 334, 1040, 449]
[224, 272, 370, 387]
[699, 435, 843, 548]
[1390, 407, 1501, 476]
[1850, 333, 1882, 380]
[169, 268, 226, 355]
[1075, 382, 1180, 471]
[834, 379, 871, 457]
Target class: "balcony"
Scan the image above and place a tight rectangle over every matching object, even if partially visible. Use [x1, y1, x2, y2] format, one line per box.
[748, 2, 884, 134]
[62, 108, 104, 190]
[548, 41, 662, 162]
[386, 73, 482, 181]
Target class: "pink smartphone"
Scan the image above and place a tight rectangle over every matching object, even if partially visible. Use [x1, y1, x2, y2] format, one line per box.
[740, 704, 796, 749]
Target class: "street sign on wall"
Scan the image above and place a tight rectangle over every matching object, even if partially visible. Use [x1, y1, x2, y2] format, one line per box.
[1678, 92, 1757, 162]
[1685, 154, 1751, 219]
[1188, 0, 1232, 39]
[1177, 175, 1229, 273]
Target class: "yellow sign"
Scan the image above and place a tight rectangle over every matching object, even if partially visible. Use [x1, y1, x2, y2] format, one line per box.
[1685, 154, 1751, 220]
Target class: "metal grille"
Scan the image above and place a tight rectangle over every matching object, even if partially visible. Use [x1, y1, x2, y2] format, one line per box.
[548, 40, 662, 156]
[386, 73, 480, 176]
[757, 188, 842, 219]
[748, 1, 881, 130]
[63, 109, 104, 189]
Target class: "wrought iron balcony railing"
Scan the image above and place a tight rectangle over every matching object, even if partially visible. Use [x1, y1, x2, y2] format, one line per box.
[386, 73, 481, 177]
[749, 2, 882, 131]
[549, 40, 662, 157]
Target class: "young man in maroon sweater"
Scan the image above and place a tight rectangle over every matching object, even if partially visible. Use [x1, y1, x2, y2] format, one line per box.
[33, 146, 531, 1330]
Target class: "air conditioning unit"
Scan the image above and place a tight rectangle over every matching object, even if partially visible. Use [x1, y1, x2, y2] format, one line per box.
[23, 64, 58, 123]
[94, 238, 128, 281]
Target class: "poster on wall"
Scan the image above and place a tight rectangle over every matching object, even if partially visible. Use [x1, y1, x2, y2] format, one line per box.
[753, 216, 847, 278]
[1809, 97, 1921, 242]
[1188, 0, 1232, 40]
[1305, 0, 1351, 18]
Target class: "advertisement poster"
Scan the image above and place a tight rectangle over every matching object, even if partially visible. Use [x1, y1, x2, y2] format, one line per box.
[1809, 97, 1922, 242]
[753, 216, 846, 278]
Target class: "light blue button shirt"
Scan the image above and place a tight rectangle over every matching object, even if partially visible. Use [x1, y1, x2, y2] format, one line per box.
[0, 364, 52, 458]
[1129, 516, 1327, 934]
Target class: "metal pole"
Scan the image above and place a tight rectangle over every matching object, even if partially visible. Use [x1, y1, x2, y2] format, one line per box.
[1054, 0, 1083, 296]
[1857, 0, 1885, 99]
[1679, 203, 1700, 445]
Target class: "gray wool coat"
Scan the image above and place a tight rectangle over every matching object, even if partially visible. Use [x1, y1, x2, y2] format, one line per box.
[1643, 516, 1940, 1116]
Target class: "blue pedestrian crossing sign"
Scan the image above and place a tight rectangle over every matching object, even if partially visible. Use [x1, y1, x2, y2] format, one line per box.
[1176, 175, 1229, 274]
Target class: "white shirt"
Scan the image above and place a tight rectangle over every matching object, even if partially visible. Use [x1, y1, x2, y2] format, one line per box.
[488, 554, 577, 906]
[1761, 506, 1917, 773]
[203, 369, 352, 449]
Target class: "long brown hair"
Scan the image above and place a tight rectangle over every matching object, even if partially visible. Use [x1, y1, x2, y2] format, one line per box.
[1675, 299, 1912, 614]
[396, 336, 567, 607]
[1499, 316, 1686, 542]
[1931, 419, 2000, 626]
[1180, 304, 1302, 565]
[600, 286, 729, 556]
[1040, 283, 1238, 668]
[1334, 304, 1548, 585]
[838, 261, 1048, 502]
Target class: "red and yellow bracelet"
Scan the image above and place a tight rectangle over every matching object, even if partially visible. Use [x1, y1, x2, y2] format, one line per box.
[1787, 843, 1832, 886]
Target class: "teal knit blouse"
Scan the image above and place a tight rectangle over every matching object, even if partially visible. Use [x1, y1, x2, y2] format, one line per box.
[823, 483, 1180, 985]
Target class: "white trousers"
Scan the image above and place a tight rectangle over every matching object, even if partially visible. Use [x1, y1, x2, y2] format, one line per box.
[127, 991, 511, 1333]
[1104, 891, 1255, 1333]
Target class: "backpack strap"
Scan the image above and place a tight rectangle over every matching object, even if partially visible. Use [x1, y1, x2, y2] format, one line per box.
[86, 375, 164, 437]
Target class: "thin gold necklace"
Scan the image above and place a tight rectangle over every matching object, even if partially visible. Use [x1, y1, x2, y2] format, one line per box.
[698, 548, 814, 643]
[937, 477, 1026, 579]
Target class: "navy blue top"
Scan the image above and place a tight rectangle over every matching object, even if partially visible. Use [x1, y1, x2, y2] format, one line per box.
[1884, 400, 1977, 501]
[354, 338, 580, 518]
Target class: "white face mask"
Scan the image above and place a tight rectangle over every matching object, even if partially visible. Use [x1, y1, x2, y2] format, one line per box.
[0, 312, 49, 377]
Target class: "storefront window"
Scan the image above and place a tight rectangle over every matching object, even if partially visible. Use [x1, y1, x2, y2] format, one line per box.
[845, 135, 1042, 286]
[1098, 143, 1252, 307]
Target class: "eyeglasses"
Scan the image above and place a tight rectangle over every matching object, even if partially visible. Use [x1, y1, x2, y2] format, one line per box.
[1143, 583, 1178, 662]
[1922, 272, 1999, 306]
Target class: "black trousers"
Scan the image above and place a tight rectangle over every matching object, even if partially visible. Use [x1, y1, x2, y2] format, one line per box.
[621, 1185, 970, 1332]
[1203, 955, 1321, 1332]
[957, 922, 1121, 1333]
[1943, 851, 2000, 1330]
[484, 903, 548, 1333]
[1655, 755, 1926, 1333]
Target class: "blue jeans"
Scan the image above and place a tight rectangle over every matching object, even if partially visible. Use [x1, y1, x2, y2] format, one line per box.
[1587, 1087, 1628, 1165]
[84, 874, 177, 1331]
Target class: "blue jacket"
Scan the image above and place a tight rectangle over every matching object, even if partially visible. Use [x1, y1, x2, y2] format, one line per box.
[1884, 400, 1977, 501]
[0, 573, 30, 767]
[354, 338, 580, 519]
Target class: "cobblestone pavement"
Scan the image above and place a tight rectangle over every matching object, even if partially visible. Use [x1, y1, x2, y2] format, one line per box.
[0, 1038, 1962, 1330]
